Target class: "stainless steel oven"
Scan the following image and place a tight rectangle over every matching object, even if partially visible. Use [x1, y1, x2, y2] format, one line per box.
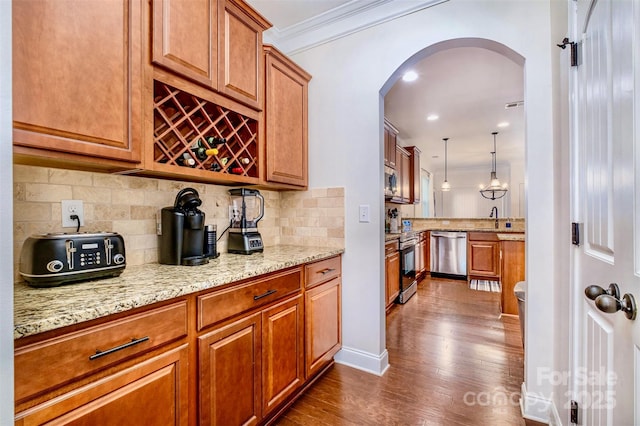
[398, 233, 418, 303]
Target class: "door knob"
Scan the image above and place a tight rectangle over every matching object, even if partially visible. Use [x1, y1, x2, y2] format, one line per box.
[594, 293, 637, 320]
[584, 283, 620, 300]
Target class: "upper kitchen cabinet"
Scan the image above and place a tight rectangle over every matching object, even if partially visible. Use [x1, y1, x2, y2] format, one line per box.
[218, 0, 271, 110]
[152, 0, 218, 89]
[263, 45, 311, 188]
[13, 0, 143, 169]
[406, 146, 421, 204]
[384, 120, 398, 169]
[153, 0, 269, 110]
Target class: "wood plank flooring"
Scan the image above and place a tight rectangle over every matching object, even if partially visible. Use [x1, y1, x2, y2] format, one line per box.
[276, 276, 545, 425]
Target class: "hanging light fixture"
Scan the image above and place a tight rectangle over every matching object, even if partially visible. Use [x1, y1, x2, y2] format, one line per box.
[441, 137, 451, 191]
[479, 131, 508, 200]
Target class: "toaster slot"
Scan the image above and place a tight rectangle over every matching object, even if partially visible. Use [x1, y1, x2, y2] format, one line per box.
[65, 240, 76, 270]
[104, 237, 113, 265]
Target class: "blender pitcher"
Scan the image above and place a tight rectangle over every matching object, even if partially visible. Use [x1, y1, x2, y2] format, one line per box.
[228, 188, 264, 254]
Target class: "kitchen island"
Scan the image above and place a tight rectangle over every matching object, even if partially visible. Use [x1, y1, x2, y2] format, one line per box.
[14, 245, 343, 426]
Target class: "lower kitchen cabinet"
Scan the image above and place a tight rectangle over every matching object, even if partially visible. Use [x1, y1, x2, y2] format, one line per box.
[262, 295, 304, 416]
[198, 312, 262, 426]
[304, 256, 342, 378]
[467, 232, 501, 280]
[15, 345, 190, 425]
[305, 278, 341, 378]
[14, 255, 342, 426]
[500, 239, 525, 315]
[385, 240, 400, 310]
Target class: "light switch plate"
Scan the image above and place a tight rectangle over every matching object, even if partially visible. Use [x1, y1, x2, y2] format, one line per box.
[359, 205, 370, 223]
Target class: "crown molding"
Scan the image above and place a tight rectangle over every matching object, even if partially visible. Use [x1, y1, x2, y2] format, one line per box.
[263, 0, 449, 56]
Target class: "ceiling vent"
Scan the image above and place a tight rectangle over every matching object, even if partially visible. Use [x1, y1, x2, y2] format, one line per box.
[505, 100, 524, 109]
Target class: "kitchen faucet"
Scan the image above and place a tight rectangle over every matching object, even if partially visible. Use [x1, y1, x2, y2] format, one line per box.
[490, 206, 499, 229]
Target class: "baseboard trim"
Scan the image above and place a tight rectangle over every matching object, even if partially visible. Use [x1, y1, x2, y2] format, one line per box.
[334, 346, 390, 376]
[521, 382, 559, 424]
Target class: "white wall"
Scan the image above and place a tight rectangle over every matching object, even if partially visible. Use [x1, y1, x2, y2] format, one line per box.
[1, 0, 14, 422]
[292, 0, 562, 421]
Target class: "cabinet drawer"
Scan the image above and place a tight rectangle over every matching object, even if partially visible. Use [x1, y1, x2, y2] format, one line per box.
[15, 301, 188, 403]
[385, 240, 399, 255]
[198, 267, 302, 330]
[468, 232, 498, 241]
[305, 255, 341, 289]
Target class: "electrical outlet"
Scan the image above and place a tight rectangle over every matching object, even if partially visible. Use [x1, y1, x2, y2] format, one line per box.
[61, 200, 84, 229]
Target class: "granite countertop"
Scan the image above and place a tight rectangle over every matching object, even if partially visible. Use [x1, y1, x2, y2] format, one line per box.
[497, 233, 526, 241]
[14, 245, 344, 340]
[385, 228, 524, 241]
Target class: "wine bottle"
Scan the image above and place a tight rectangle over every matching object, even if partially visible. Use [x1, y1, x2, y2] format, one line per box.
[176, 152, 196, 167]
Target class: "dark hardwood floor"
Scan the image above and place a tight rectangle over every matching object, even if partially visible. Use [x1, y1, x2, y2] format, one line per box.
[276, 275, 546, 425]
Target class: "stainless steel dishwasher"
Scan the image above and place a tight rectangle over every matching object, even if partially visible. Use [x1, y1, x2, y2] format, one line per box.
[430, 231, 467, 279]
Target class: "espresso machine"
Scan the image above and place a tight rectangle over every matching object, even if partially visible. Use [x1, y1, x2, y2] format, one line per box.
[228, 188, 264, 254]
[159, 188, 209, 266]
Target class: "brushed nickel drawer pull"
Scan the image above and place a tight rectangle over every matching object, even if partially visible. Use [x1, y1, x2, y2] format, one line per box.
[319, 268, 336, 275]
[254, 289, 277, 300]
[89, 336, 150, 360]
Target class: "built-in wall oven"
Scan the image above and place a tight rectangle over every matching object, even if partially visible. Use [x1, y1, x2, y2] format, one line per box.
[398, 232, 418, 303]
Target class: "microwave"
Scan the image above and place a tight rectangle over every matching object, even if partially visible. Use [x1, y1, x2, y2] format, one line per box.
[384, 166, 398, 199]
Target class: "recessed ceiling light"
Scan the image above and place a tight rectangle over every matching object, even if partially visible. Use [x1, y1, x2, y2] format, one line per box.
[497, 122, 510, 128]
[402, 71, 418, 82]
[427, 114, 439, 121]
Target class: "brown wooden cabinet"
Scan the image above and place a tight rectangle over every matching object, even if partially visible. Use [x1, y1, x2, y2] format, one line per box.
[416, 231, 429, 280]
[467, 232, 501, 280]
[13, 0, 143, 168]
[152, 0, 218, 88]
[304, 256, 342, 378]
[384, 120, 398, 168]
[15, 257, 341, 425]
[406, 146, 421, 204]
[15, 301, 190, 424]
[385, 240, 400, 310]
[262, 295, 304, 416]
[218, 0, 270, 109]
[15, 345, 190, 425]
[500, 239, 525, 315]
[398, 146, 411, 203]
[263, 45, 311, 188]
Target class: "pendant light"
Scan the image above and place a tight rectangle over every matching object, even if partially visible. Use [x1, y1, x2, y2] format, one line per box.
[479, 132, 508, 200]
[441, 137, 451, 191]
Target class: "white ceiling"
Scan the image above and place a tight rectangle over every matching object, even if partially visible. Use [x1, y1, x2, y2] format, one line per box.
[247, 0, 525, 172]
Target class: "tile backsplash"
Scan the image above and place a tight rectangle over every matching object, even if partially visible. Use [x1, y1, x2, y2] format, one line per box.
[13, 165, 344, 282]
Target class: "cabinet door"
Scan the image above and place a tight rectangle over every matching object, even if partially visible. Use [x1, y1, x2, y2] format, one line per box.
[262, 295, 304, 415]
[305, 278, 342, 377]
[199, 313, 262, 426]
[15, 345, 189, 425]
[218, 0, 270, 109]
[500, 240, 525, 315]
[384, 126, 397, 168]
[385, 252, 400, 308]
[152, 0, 217, 88]
[399, 148, 411, 203]
[408, 146, 421, 204]
[264, 46, 311, 187]
[468, 240, 501, 279]
[13, 0, 142, 164]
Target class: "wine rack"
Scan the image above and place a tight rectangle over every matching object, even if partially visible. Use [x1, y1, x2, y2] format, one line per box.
[153, 81, 259, 179]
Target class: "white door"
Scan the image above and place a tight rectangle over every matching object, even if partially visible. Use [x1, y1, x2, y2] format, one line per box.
[571, 0, 639, 424]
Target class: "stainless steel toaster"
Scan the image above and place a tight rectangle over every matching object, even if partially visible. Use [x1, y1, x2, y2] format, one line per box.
[19, 232, 126, 287]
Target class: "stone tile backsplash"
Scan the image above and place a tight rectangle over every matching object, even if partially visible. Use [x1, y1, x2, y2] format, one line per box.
[13, 165, 345, 281]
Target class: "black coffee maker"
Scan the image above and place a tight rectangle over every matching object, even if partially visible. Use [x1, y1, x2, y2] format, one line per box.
[159, 188, 209, 266]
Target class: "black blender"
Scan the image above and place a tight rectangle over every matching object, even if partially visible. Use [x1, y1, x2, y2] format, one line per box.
[228, 188, 264, 254]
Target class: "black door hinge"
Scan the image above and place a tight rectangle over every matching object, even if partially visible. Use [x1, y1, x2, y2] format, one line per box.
[571, 400, 579, 424]
[557, 38, 581, 67]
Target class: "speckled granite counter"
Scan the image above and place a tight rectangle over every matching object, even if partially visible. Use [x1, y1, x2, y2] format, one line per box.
[14, 245, 344, 340]
[497, 233, 525, 241]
